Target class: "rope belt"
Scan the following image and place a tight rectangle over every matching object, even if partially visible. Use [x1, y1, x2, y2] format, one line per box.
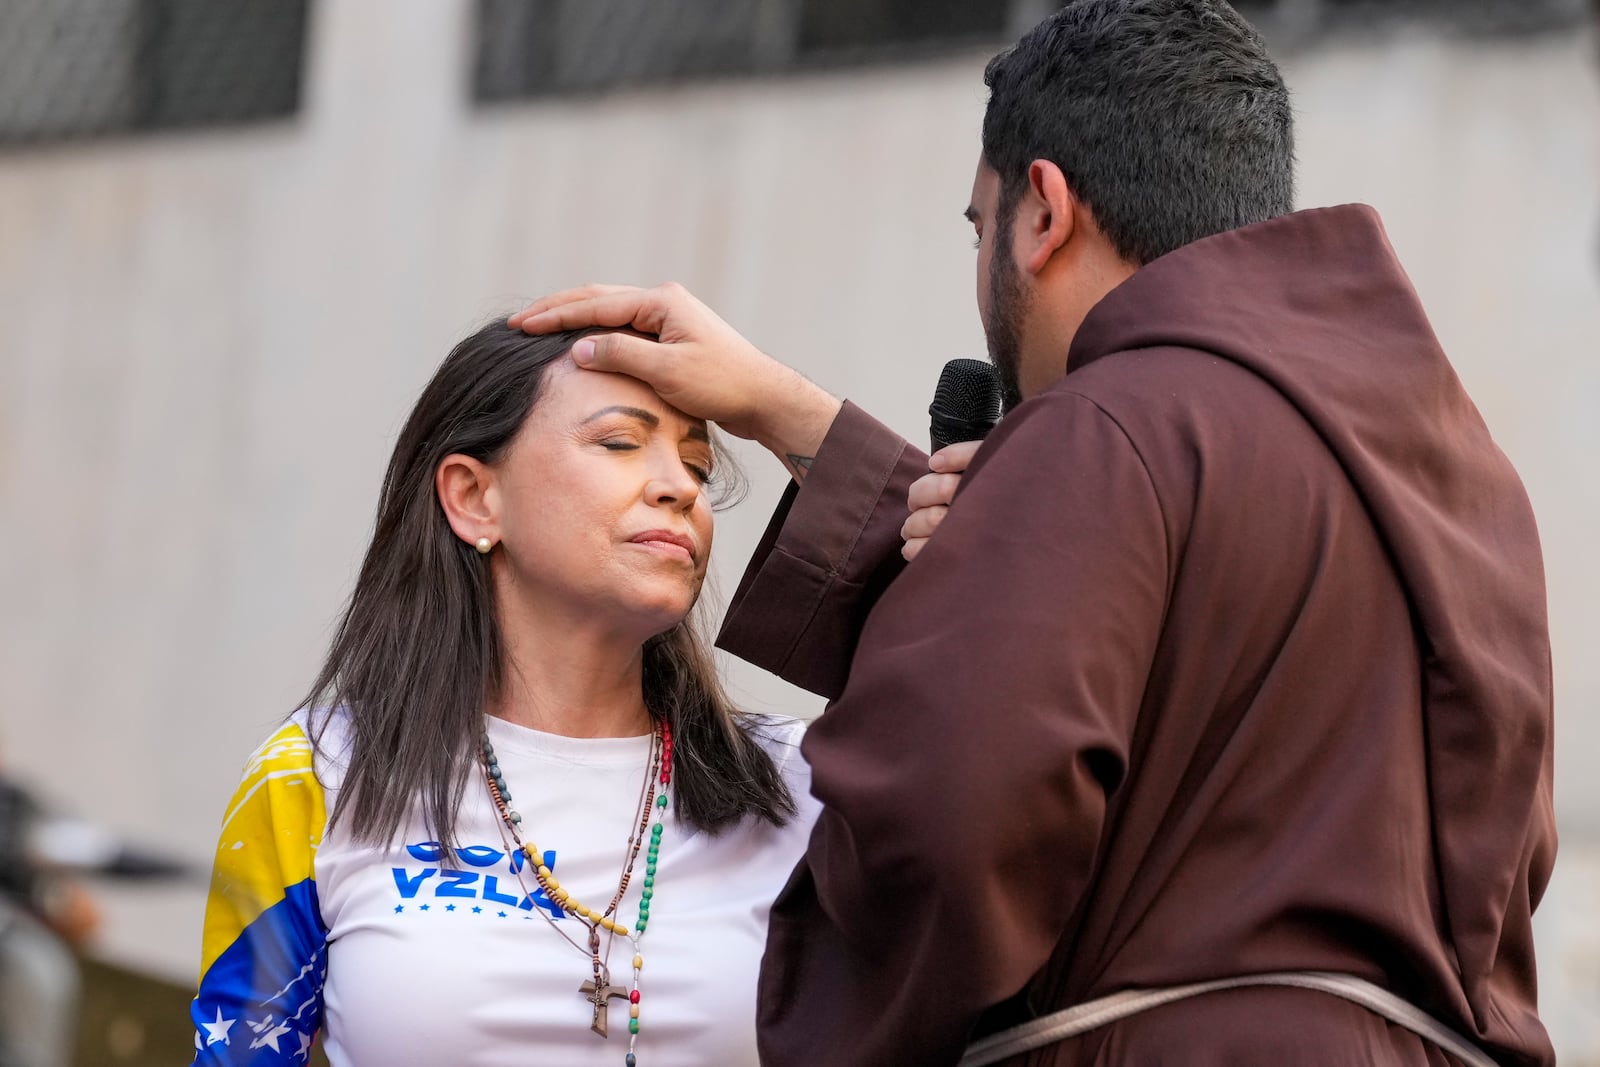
[959, 971, 1497, 1067]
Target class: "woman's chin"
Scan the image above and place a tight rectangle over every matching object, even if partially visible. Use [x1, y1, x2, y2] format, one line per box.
[622, 595, 696, 641]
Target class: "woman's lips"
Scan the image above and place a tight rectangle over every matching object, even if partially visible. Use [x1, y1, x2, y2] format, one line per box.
[628, 531, 696, 563]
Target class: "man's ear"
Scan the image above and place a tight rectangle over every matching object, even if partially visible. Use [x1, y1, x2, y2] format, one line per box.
[1016, 159, 1077, 275]
[436, 454, 500, 549]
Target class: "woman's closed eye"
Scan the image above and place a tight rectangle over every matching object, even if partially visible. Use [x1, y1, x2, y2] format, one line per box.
[599, 437, 713, 485]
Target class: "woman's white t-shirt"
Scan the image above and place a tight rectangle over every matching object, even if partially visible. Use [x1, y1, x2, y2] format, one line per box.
[190, 710, 819, 1067]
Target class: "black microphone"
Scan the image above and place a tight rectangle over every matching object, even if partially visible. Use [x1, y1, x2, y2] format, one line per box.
[929, 358, 1003, 453]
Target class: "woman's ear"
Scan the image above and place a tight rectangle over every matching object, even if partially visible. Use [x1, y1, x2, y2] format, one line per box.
[436, 454, 500, 550]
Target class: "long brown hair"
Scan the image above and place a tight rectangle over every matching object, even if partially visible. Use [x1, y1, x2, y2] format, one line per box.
[303, 322, 794, 851]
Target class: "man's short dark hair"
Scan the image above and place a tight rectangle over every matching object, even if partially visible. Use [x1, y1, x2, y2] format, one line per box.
[983, 0, 1295, 265]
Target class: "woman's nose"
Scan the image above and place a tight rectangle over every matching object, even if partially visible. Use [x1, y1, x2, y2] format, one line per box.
[646, 457, 701, 511]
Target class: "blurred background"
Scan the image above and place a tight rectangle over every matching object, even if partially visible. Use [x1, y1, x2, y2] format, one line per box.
[0, 1, 1595, 1064]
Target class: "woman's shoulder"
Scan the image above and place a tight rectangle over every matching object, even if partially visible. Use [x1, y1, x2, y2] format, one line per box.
[211, 711, 339, 848]
[738, 712, 808, 761]
[737, 713, 819, 827]
[254, 706, 354, 790]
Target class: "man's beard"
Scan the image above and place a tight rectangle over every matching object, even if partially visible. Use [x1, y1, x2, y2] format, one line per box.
[983, 234, 1029, 414]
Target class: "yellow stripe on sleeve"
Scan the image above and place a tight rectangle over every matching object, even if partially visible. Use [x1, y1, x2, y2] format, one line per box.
[199, 720, 327, 978]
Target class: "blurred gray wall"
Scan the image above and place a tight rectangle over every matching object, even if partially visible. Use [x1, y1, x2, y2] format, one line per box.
[0, 0, 1595, 1059]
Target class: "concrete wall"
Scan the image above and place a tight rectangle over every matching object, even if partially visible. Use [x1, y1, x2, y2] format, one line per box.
[1, 1, 1595, 1058]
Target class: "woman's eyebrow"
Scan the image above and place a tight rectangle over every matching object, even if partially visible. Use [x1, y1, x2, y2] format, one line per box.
[581, 405, 710, 443]
[580, 405, 659, 427]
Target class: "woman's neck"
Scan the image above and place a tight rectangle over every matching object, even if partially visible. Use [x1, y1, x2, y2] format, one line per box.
[489, 598, 654, 739]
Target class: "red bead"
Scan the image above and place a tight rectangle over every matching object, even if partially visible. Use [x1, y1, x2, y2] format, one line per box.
[630, 990, 641, 1004]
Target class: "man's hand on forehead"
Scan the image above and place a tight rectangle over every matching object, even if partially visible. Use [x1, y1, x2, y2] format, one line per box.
[511, 283, 842, 481]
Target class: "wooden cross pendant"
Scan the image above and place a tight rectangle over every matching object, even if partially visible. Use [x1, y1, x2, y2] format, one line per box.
[579, 979, 630, 1038]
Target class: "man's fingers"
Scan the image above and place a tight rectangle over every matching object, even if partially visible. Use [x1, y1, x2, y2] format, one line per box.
[509, 285, 636, 327]
[902, 537, 928, 563]
[515, 290, 665, 335]
[900, 505, 948, 543]
[572, 332, 675, 384]
[907, 472, 964, 512]
[929, 439, 983, 474]
[509, 285, 640, 328]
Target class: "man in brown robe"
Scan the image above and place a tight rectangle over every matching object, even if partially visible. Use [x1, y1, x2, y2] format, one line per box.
[510, 2, 1557, 1063]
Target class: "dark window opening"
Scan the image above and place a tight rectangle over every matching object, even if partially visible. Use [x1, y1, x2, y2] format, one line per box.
[473, 0, 1065, 102]
[472, 0, 1590, 103]
[0, 0, 310, 147]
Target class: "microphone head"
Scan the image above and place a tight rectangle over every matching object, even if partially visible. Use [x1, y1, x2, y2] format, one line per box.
[929, 358, 1002, 453]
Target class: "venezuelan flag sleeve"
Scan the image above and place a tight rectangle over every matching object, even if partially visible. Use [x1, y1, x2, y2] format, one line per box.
[191, 720, 329, 1064]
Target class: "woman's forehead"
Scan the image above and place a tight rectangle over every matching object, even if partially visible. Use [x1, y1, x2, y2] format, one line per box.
[540, 356, 706, 433]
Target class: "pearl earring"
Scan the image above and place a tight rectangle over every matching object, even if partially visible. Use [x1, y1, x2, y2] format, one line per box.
[475, 537, 493, 555]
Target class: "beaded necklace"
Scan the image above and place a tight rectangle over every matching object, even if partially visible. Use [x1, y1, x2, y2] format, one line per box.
[481, 717, 674, 1067]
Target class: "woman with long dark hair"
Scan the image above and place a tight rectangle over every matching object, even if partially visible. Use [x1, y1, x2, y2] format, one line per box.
[190, 322, 815, 1067]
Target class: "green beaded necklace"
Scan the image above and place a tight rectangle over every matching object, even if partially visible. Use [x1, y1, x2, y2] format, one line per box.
[481, 717, 673, 1067]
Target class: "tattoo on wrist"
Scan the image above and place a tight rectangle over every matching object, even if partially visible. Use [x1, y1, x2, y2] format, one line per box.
[785, 454, 815, 482]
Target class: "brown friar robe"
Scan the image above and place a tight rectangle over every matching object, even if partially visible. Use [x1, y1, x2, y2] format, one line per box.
[719, 205, 1556, 1066]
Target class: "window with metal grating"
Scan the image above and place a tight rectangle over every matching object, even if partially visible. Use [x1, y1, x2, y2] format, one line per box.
[472, 0, 1067, 102]
[1235, 0, 1589, 39]
[0, 0, 310, 147]
[472, 0, 1592, 104]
